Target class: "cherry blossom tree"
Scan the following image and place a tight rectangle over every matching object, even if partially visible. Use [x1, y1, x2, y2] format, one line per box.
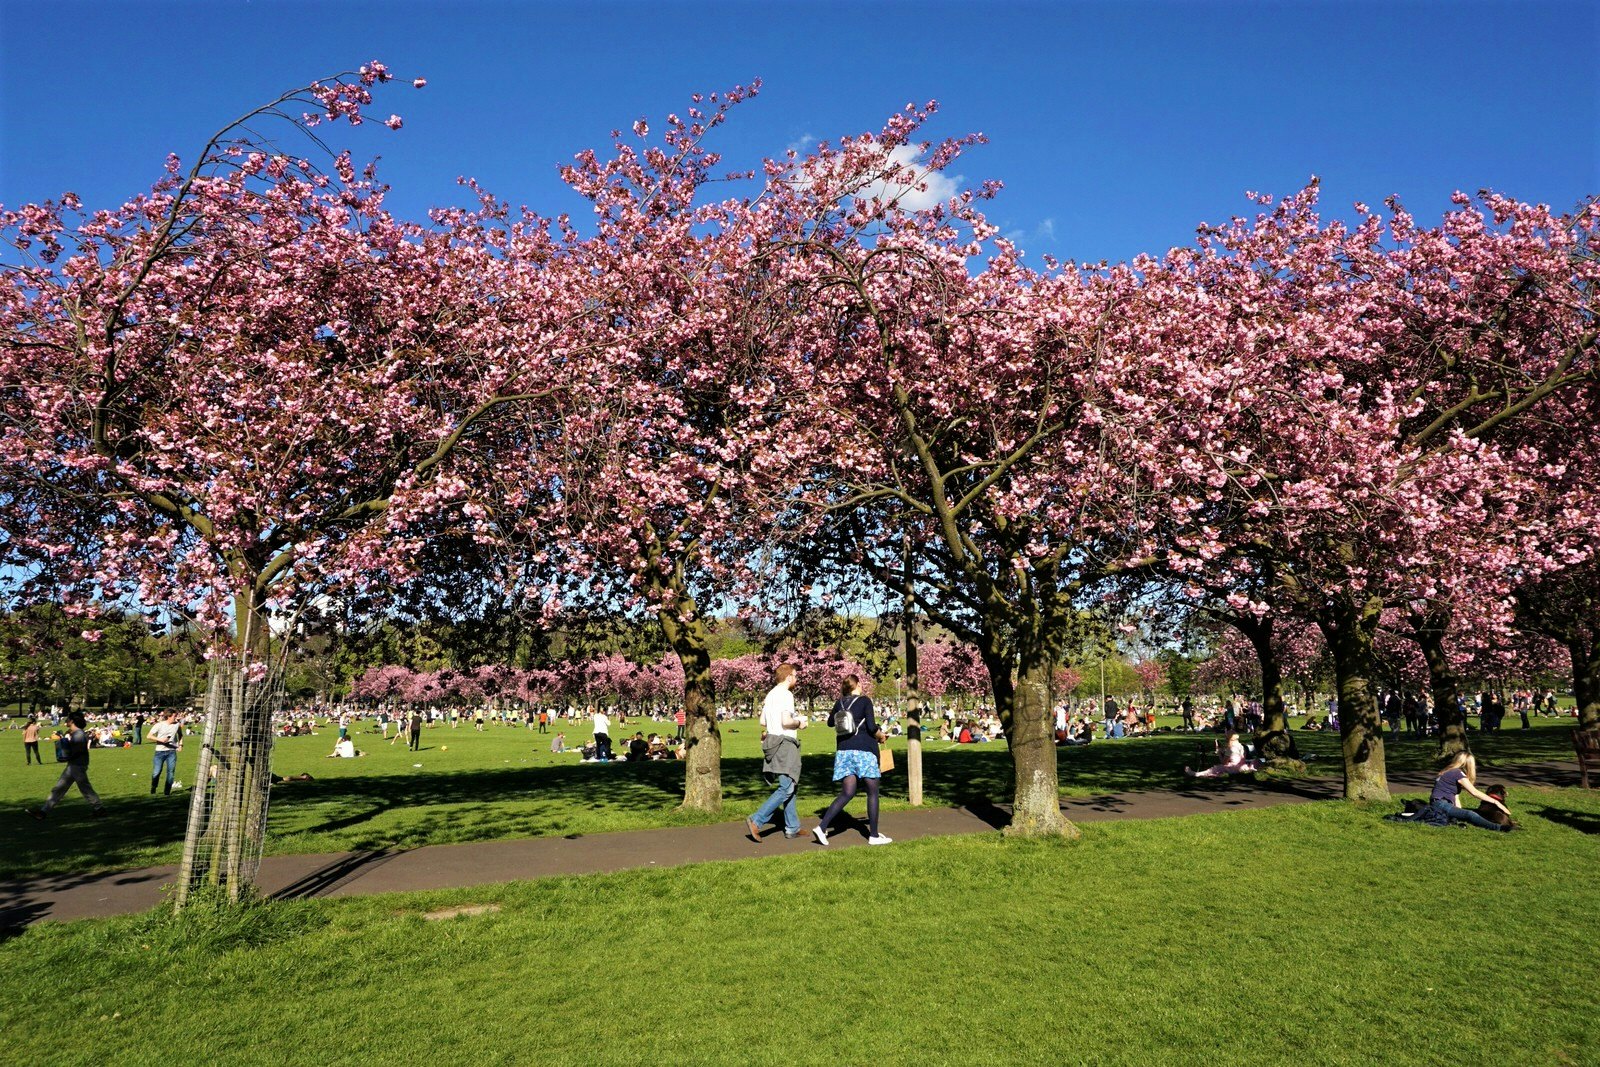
[484, 84, 858, 811]
[351, 664, 415, 703]
[1129, 184, 1599, 799]
[783, 109, 1164, 836]
[1131, 660, 1167, 706]
[916, 640, 988, 704]
[0, 65, 577, 900]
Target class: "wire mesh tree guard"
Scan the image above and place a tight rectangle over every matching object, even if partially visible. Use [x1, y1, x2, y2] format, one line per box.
[173, 657, 286, 908]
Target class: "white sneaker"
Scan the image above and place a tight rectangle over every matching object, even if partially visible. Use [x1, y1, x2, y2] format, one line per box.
[868, 834, 893, 846]
[811, 825, 829, 846]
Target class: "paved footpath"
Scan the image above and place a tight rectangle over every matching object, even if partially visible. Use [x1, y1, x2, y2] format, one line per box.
[1, 761, 1581, 930]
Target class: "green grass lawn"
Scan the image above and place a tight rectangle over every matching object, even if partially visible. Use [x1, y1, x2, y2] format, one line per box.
[2, 791, 1596, 1066]
[0, 715, 1584, 881]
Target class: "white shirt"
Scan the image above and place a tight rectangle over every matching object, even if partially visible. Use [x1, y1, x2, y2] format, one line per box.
[592, 711, 610, 735]
[334, 739, 355, 758]
[149, 722, 181, 749]
[761, 685, 797, 739]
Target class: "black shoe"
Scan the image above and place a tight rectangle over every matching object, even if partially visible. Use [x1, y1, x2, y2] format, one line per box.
[91, 807, 109, 819]
[25, 808, 45, 821]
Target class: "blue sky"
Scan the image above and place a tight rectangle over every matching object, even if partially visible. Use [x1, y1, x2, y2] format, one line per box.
[2, 0, 1595, 265]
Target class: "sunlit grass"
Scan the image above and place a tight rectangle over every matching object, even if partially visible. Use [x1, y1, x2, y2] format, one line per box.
[1, 714, 1582, 881]
[2, 792, 1595, 1066]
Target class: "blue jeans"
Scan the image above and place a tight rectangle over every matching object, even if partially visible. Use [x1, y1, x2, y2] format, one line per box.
[152, 748, 177, 790]
[1430, 798, 1501, 831]
[751, 775, 799, 836]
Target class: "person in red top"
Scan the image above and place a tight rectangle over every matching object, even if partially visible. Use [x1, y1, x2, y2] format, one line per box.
[674, 708, 686, 740]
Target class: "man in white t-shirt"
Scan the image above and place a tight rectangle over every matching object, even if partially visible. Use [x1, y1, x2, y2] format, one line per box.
[746, 664, 803, 842]
[148, 712, 183, 795]
[591, 706, 613, 761]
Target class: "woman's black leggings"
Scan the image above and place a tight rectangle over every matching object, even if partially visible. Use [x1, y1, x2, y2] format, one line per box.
[819, 774, 879, 836]
[24, 741, 42, 765]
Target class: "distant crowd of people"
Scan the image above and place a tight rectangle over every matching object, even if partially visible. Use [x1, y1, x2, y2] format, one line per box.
[8, 678, 1575, 827]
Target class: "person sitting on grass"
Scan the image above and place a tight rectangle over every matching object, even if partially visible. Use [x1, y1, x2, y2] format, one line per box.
[580, 740, 598, 761]
[550, 732, 566, 754]
[647, 733, 667, 760]
[627, 732, 649, 762]
[326, 737, 361, 758]
[1184, 732, 1262, 778]
[1059, 717, 1093, 746]
[1430, 753, 1513, 831]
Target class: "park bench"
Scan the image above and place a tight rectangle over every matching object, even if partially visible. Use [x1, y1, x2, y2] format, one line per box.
[1575, 729, 1600, 789]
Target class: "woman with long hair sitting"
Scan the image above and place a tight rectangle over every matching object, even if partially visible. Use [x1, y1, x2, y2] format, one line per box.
[1430, 752, 1513, 831]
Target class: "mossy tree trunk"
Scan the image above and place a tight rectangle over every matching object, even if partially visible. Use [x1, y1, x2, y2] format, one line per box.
[1234, 613, 1298, 763]
[1412, 609, 1468, 762]
[1320, 596, 1390, 801]
[1570, 638, 1600, 732]
[984, 643, 1076, 839]
[649, 551, 721, 813]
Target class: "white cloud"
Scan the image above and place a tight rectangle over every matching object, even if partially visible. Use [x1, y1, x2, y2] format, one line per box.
[858, 144, 959, 211]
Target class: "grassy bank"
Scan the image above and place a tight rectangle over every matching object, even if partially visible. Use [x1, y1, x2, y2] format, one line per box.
[2, 793, 1596, 1066]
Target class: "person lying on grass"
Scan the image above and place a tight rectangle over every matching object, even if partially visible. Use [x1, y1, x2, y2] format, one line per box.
[1431, 753, 1514, 831]
[1184, 732, 1262, 778]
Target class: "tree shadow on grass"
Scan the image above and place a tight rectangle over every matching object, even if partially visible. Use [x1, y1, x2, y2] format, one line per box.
[3, 726, 1577, 883]
[2, 796, 190, 884]
[1529, 805, 1600, 835]
[0, 740, 1248, 881]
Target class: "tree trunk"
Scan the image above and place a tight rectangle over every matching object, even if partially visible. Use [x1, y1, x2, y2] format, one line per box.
[908, 736, 923, 806]
[174, 583, 280, 908]
[1321, 597, 1389, 801]
[1569, 638, 1600, 731]
[987, 648, 1076, 838]
[1239, 615, 1298, 762]
[1414, 611, 1468, 762]
[663, 611, 721, 813]
[173, 668, 223, 910]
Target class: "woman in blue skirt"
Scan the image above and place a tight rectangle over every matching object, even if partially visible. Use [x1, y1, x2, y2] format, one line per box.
[813, 676, 893, 846]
